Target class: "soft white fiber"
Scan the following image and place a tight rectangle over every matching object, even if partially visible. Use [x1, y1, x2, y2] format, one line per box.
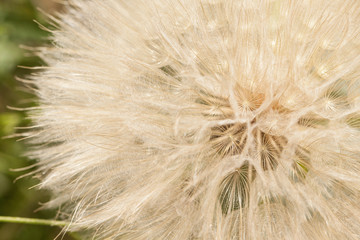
[27, 0, 360, 239]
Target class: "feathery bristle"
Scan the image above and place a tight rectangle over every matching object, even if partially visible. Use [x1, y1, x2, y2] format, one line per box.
[26, 0, 360, 239]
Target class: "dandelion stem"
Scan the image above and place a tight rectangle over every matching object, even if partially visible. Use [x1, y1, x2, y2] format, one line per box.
[0, 216, 69, 226]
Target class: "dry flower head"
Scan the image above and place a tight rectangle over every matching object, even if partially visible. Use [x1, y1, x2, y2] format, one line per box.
[25, 0, 360, 239]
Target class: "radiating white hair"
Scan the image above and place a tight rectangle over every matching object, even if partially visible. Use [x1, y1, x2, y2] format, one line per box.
[26, 0, 360, 239]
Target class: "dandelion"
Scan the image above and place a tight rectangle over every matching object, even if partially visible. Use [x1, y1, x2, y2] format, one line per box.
[25, 0, 360, 239]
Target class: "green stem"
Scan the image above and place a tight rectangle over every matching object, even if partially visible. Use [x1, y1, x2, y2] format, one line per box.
[0, 216, 69, 227]
[0, 216, 83, 240]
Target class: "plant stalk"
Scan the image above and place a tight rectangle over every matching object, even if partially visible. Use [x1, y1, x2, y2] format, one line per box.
[0, 216, 68, 227]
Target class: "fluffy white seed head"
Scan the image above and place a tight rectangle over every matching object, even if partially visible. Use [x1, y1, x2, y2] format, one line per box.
[27, 0, 360, 239]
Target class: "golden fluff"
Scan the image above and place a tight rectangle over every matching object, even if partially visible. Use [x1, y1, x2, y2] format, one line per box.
[26, 0, 360, 239]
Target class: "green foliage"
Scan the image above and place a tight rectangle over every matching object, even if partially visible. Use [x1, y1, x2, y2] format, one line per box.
[0, 0, 77, 239]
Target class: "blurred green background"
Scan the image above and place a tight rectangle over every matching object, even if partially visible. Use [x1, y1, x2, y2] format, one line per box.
[0, 0, 77, 239]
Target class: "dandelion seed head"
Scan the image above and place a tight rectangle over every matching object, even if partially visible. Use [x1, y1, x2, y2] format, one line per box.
[27, 0, 360, 239]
